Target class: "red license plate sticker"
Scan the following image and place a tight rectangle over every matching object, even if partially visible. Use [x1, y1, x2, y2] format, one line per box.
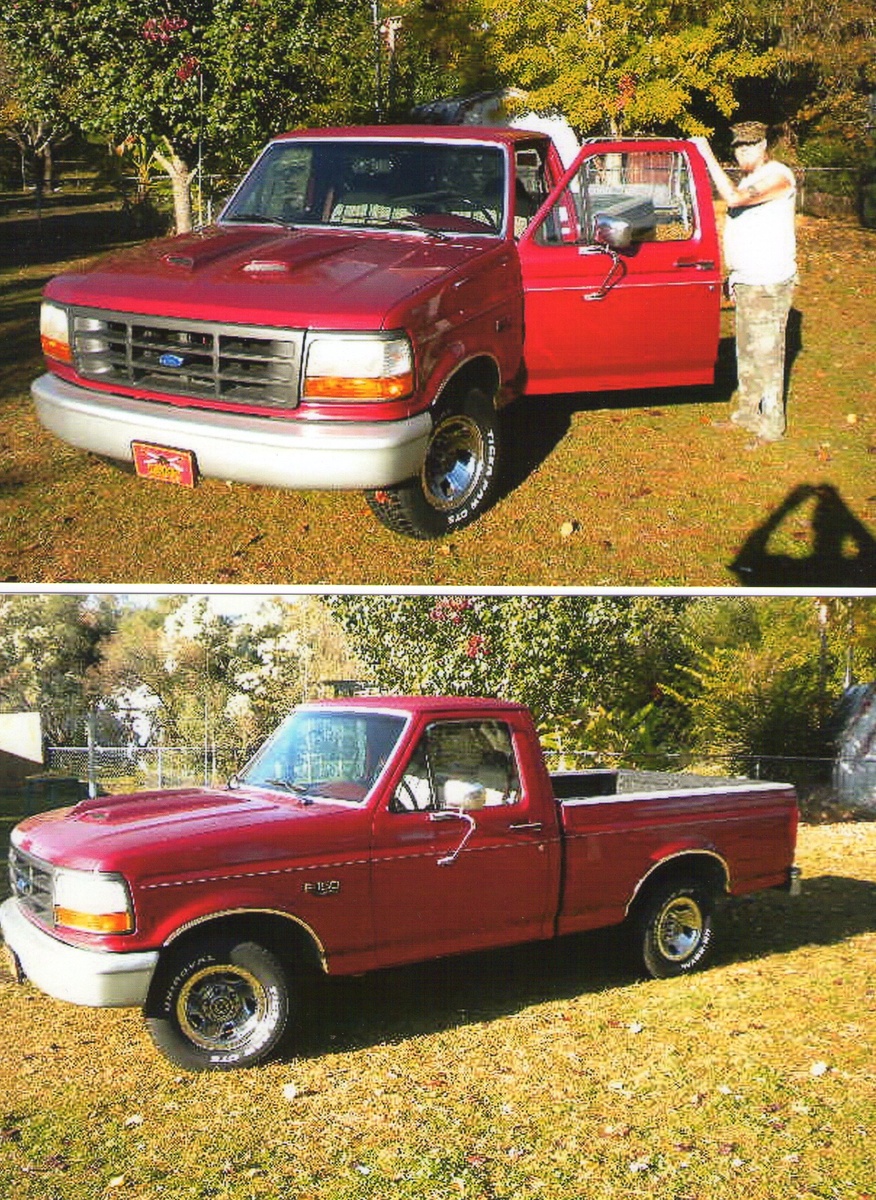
[131, 441, 197, 488]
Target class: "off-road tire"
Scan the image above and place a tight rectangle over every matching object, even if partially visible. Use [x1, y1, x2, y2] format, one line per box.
[365, 385, 500, 538]
[145, 938, 290, 1071]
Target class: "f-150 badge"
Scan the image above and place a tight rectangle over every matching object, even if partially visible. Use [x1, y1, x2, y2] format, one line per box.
[303, 880, 341, 896]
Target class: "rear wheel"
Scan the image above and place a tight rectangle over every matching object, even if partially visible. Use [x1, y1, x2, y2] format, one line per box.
[636, 882, 716, 979]
[366, 385, 500, 538]
[145, 938, 290, 1071]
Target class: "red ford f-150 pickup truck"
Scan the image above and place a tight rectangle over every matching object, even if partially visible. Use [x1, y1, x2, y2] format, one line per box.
[2, 696, 799, 1071]
[33, 126, 721, 537]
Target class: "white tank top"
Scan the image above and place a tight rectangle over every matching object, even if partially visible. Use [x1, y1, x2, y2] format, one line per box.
[724, 161, 797, 286]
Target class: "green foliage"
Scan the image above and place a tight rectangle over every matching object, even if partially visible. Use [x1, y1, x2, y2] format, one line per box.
[771, 0, 876, 141]
[475, 0, 778, 135]
[5, 594, 876, 789]
[328, 595, 692, 762]
[1, 1, 382, 230]
[0, 8, 75, 185]
[0, 595, 119, 741]
[97, 596, 363, 751]
[673, 598, 837, 787]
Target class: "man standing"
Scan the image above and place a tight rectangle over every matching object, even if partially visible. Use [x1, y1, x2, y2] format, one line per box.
[692, 122, 797, 442]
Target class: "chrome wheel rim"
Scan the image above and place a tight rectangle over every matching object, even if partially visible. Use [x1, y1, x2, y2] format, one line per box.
[422, 415, 485, 512]
[655, 897, 703, 962]
[177, 964, 267, 1051]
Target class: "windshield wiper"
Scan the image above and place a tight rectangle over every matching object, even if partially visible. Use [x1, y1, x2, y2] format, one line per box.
[263, 778, 314, 803]
[366, 217, 452, 241]
[224, 212, 295, 229]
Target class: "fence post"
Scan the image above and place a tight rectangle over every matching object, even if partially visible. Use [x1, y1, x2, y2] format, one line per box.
[87, 711, 97, 798]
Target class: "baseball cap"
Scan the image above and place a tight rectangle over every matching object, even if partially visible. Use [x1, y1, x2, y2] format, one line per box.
[731, 121, 769, 146]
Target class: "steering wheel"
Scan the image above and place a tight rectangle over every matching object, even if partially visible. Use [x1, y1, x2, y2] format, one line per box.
[394, 778, 420, 811]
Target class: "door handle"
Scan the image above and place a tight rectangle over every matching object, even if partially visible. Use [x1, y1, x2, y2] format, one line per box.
[509, 821, 543, 832]
[674, 258, 716, 270]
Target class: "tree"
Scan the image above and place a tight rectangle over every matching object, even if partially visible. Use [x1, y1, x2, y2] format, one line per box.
[386, 1, 496, 115]
[769, 0, 876, 143]
[329, 594, 692, 763]
[0, 17, 75, 191]
[475, 0, 779, 136]
[673, 597, 844, 788]
[2, 1, 378, 234]
[0, 595, 119, 742]
[97, 595, 365, 754]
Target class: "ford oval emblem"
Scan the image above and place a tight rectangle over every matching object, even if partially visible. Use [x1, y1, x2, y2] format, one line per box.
[159, 352, 186, 368]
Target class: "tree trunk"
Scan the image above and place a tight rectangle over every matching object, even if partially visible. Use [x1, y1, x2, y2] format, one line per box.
[154, 139, 195, 234]
[42, 141, 54, 192]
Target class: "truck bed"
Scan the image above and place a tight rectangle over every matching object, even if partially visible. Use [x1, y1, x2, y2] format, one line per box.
[550, 767, 788, 800]
[549, 768, 799, 936]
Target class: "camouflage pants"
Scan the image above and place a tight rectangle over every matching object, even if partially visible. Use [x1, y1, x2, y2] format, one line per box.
[732, 278, 796, 440]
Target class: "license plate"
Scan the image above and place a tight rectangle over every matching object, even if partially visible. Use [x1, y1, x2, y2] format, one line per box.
[131, 441, 197, 488]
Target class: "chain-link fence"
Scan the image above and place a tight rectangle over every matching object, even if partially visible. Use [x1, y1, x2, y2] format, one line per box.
[46, 744, 245, 795]
[27, 743, 873, 811]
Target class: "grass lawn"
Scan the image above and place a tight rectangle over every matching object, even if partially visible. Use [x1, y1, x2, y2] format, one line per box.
[1, 821, 874, 1199]
[1, 196, 875, 586]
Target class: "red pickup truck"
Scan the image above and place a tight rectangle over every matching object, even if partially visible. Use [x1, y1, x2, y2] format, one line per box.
[3, 696, 799, 1071]
[33, 126, 721, 537]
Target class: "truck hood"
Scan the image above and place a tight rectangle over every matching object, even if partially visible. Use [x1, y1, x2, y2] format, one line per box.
[13, 786, 370, 884]
[45, 225, 494, 330]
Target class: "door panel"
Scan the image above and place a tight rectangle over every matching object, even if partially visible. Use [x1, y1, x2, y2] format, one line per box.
[370, 720, 555, 966]
[518, 144, 721, 394]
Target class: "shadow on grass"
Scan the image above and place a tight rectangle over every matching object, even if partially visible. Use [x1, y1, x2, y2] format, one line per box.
[496, 334, 738, 504]
[730, 484, 876, 586]
[290, 871, 876, 1059]
[0, 203, 153, 270]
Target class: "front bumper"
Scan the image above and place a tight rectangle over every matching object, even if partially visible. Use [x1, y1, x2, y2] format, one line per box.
[0, 897, 158, 1008]
[32, 372, 432, 490]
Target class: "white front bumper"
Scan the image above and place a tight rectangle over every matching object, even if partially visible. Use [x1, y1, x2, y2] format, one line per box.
[0, 897, 158, 1008]
[32, 373, 432, 490]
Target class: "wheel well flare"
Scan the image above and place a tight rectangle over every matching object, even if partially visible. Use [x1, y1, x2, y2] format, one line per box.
[628, 852, 729, 915]
[161, 910, 326, 973]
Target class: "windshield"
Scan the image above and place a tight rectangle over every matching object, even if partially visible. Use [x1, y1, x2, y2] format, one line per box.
[223, 139, 507, 236]
[240, 709, 406, 803]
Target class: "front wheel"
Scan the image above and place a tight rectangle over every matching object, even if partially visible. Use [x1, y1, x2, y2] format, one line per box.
[145, 938, 290, 1071]
[365, 385, 500, 539]
[635, 882, 716, 979]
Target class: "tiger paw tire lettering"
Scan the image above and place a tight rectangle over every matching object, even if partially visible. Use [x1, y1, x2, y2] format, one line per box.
[636, 881, 717, 979]
[366, 385, 500, 538]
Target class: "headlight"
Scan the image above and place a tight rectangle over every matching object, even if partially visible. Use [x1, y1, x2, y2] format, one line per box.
[40, 301, 73, 364]
[53, 868, 134, 934]
[303, 334, 414, 401]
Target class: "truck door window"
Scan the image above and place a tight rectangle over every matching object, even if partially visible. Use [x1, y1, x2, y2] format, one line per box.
[514, 146, 550, 237]
[534, 149, 695, 246]
[391, 720, 520, 812]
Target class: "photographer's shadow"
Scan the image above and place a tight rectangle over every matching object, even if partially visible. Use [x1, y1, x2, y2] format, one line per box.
[731, 483, 876, 586]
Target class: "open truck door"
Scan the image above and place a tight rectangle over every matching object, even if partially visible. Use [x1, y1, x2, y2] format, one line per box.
[517, 140, 721, 395]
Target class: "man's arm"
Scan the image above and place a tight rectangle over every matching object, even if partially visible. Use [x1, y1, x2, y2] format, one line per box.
[690, 137, 792, 208]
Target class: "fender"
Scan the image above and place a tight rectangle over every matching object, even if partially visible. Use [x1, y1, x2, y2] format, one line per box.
[163, 905, 329, 971]
[134, 867, 376, 972]
[627, 846, 731, 915]
[400, 249, 523, 414]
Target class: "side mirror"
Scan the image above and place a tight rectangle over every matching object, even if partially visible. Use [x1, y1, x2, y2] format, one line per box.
[593, 213, 632, 250]
[442, 779, 486, 812]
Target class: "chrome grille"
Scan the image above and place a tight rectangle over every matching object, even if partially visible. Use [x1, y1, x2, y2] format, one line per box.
[71, 308, 304, 410]
[8, 847, 53, 924]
